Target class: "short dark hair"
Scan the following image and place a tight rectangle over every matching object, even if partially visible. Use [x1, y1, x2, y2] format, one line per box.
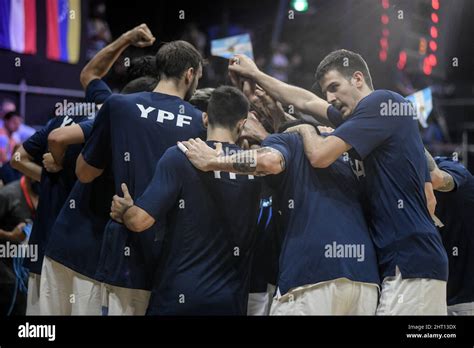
[3, 111, 21, 121]
[127, 55, 158, 82]
[189, 88, 214, 111]
[315, 49, 374, 90]
[207, 86, 249, 129]
[155, 40, 203, 80]
[121, 77, 158, 94]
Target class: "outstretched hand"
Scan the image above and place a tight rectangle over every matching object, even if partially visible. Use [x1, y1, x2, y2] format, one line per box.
[228, 54, 260, 80]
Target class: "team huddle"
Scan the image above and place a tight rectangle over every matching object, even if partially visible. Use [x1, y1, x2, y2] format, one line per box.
[7, 24, 474, 316]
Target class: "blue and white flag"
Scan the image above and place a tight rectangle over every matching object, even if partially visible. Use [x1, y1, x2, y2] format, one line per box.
[406, 87, 433, 128]
[211, 33, 254, 60]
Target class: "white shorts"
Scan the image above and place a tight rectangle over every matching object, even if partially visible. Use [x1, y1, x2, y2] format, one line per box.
[270, 278, 379, 315]
[247, 284, 276, 316]
[447, 302, 474, 316]
[39, 257, 102, 315]
[26, 272, 41, 315]
[101, 282, 151, 316]
[376, 266, 447, 315]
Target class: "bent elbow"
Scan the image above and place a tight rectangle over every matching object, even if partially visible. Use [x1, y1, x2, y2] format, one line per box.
[127, 221, 146, 233]
[75, 163, 94, 183]
[76, 170, 94, 183]
[126, 217, 153, 233]
[308, 153, 331, 168]
[48, 129, 64, 147]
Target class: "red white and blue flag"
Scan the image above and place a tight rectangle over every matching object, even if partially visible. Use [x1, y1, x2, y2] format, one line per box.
[0, 0, 37, 54]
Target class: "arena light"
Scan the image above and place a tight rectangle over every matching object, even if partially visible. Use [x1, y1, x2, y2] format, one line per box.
[431, 12, 439, 23]
[423, 57, 432, 75]
[292, 0, 309, 12]
[428, 54, 437, 66]
[429, 40, 437, 52]
[397, 50, 407, 70]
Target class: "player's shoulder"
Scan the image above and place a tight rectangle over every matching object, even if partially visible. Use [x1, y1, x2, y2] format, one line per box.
[103, 92, 149, 106]
[161, 145, 189, 168]
[360, 89, 405, 107]
[181, 100, 203, 115]
[263, 132, 300, 149]
[263, 132, 297, 143]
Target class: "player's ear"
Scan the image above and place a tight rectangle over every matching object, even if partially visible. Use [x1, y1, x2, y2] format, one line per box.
[352, 71, 365, 88]
[202, 112, 209, 128]
[237, 117, 247, 135]
[185, 67, 195, 85]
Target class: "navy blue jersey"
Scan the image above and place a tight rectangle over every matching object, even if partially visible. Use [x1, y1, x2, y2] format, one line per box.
[45, 167, 114, 279]
[331, 90, 448, 281]
[434, 157, 474, 305]
[22, 116, 90, 274]
[135, 143, 262, 315]
[261, 133, 379, 296]
[81, 92, 206, 290]
[85, 79, 113, 104]
[45, 119, 113, 279]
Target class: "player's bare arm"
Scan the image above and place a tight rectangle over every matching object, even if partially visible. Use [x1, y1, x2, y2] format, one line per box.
[48, 124, 87, 166]
[425, 149, 455, 192]
[10, 145, 42, 182]
[179, 138, 285, 176]
[80, 23, 156, 89]
[110, 183, 155, 232]
[284, 124, 351, 168]
[228, 54, 330, 119]
[75, 154, 104, 183]
[424, 182, 437, 217]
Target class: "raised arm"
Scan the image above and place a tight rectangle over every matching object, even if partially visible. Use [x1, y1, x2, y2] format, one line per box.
[228, 54, 330, 119]
[179, 138, 285, 176]
[80, 24, 155, 89]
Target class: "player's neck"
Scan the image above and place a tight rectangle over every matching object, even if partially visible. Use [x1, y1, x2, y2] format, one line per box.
[207, 127, 236, 144]
[356, 87, 373, 103]
[154, 80, 186, 100]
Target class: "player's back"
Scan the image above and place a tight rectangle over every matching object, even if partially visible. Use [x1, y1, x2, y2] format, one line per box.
[139, 143, 262, 315]
[106, 92, 205, 196]
[82, 91, 206, 290]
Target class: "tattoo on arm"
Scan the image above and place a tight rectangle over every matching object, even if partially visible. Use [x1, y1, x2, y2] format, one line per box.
[437, 171, 455, 192]
[231, 147, 285, 176]
[425, 148, 437, 172]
